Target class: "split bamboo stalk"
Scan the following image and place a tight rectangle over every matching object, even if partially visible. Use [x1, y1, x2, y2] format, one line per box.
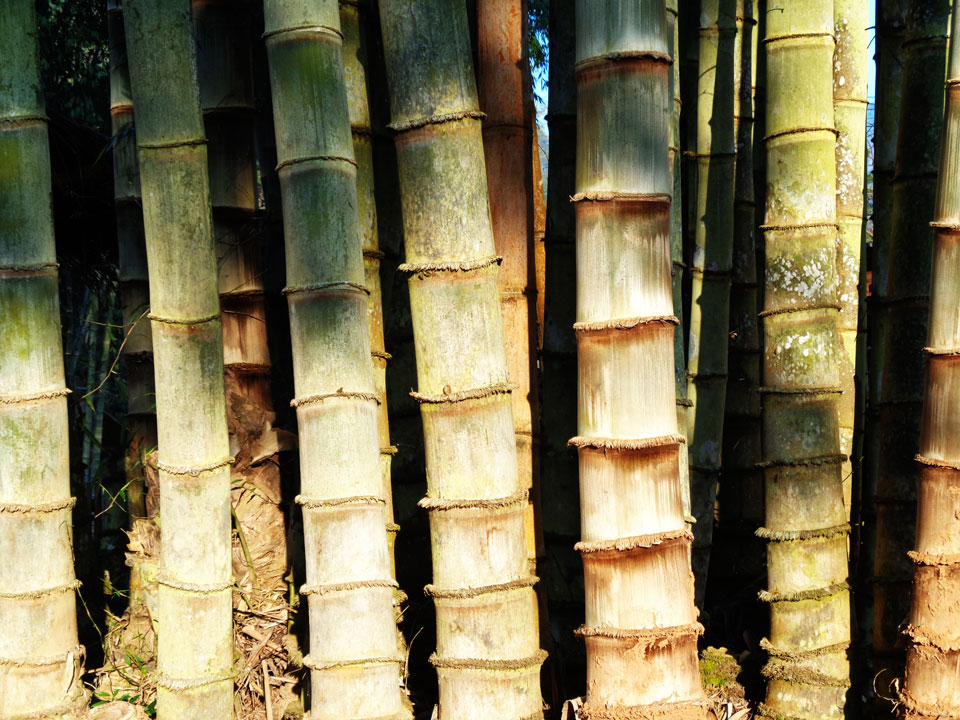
[0, 2, 87, 716]
[873, 0, 950, 705]
[122, 0, 234, 716]
[900, 12, 960, 714]
[262, 1, 407, 717]
[574, 2, 708, 716]
[687, 0, 738, 603]
[833, 0, 869, 522]
[757, 2, 851, 717]
[378, 1, 545, 717]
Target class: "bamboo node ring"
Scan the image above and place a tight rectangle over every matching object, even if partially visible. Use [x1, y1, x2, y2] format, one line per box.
[428, 649, 547, 671]
[398, 255, 502, 276]
[275, 154, 357, 172]
[756, 523, 850, 541]
[576, 528, 692, 555]
[282, 281, 370, 296]
[290, 390, 380, 408]
[755, 453, 847, 469]
[568, 433, 686, 451]
[0, 113, 50, 125]
[302, 655, 403, 671]
[915, 454, 960, 471]
[296, 494, 385, 509]
[418, 489, 528, 511]
[0, 387, 71, 405]
[758, 581, 849, 603]
[148, 311, 220, 325]
[300, 579, 398, 596]
[157, 577, 232, 594]
[425, 575, 538, 599]
[575, 622, 704, 643]
[157, 672, 235, 691]
[0, 579, 81, 600]
[262, 24, 342, 41]
[138, 137, 208, 150]
[153, 455, 234, 476]
[0, 497, 76, 514]
[570, 191, 671, 205]
[410, 381, 514, 405]
[574, 315, 679, 333]
[0, 645, 84, 668]
[0, 261, 58, 274]
[388, 110, 486, 133]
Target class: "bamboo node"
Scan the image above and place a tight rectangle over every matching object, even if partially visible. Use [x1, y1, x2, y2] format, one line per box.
[138, 137, 207, 150]
[573, 315, 679, 333]
[929, 221, 960, 234]
[156, 672, 234, 691]
[300, 579, 398, 596]
[388, 110, 486, 134]
[758, 301, 841, 317]
[0, 113, 50, 126]
[0, 496, 76, 514]
[756, 453, 847, 469]
[302, 654, 403, 671]
[425, 575, 538, 599]
[153, 455, 234, 476]
[570, 191, 671, 205]
[275, 154, 358, 172]
[290, 390, 380, 408]
[381, 445, 399, 455]
[761, 31, 836, 45]
[428, 648, 547, 672]
[281, 281, 370, 296]
[262, 23, 342, 41]
[224, 362, 272, 376]
[895, 688, 960, 720]
[577, 699, 714, 720]
[576, 622, 704, 643]
[575, 50, 673, 70]
[0, 645, 84, 668]
[923, 345, 960, 356]
[372, 350, 392, 360]
[0, 578, 80, 600]
[915, 454, 960, 471]
[763, 126, 839, 144]
[758, 582, 848, 604]
[363, 249, 385, 260]
[575, 529, 692, 555]
[418, 489, 528, 511]
[902, 623, 960, 653]
[157, 577, 232, 594]
[296, 494, 385, 509]
[568, 434, 686, 452]
[761, 660, 851, 689]
[0, 387, 71, 405]
[907, 550, 960, 567]
[410, 381, 513, 405]
[398, 255, 502, 277]
[147, 311, 220, 326]
[0, 261, 58, 275]
[755, 701, 830, 720]
[756, 523, 850, 542]
[757, 386, 843, 396]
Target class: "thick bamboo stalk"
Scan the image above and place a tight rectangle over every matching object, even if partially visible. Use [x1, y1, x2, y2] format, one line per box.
[900, 13, 960, 715]
[574, 2, 708, 717]
[262, 1, 406, 717]
[687, 0, 738, 603]
[123, 1, 234, 717]
[0, 2, 87, 716]
[339, 0, 400, 567]
[873, 0, 950, 708]
[540, 0, 584, 698]
[833, 0, 869, 524]
[378, 2, 544, 717]
[757, 2, 851, 718]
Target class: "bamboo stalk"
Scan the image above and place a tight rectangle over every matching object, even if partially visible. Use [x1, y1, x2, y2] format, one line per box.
[0, 2, 87, 717]
[122, 1, 234, 716]
[262, 1, 407, 717]
[574, 2, 707, 717]
[757, 2, 851, 717]
[873, 1, 950, 709]
[900, 12, 960, 714]
[378, 2, 544, 717]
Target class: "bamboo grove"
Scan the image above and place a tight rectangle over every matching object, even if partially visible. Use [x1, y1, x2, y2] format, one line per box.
[6, 0, 960, 719]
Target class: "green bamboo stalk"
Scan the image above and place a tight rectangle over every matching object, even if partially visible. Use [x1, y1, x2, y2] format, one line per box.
[122, 1, 233, 716]
[540, 0, 584, 698]
[0, 2, 87, 717]
[833, 0, 869, 525]
[757, 2, 850, 718]
[574, 1, 708, 716]
[262, 1, 407, 718]
[900, 12, 960, 714]
[687, 0, 738, 604]
[339, 0, 401, 570]
[378, 2, 544, 717]
[872, 0, 951, 710]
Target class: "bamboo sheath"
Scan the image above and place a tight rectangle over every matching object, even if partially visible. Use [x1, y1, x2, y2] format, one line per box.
[574, 2, 707, 717]
[378, 2, 544, 717]
[687, 0, 737, 604]
[122, 1, 233, 717]
[262, 2, 406, 717]
[339, 0, 401, 566]
[757, 2, 851, 718]
[901, 14, 960, 715]
[833, 0, 869, 522]
[0, 3, 86, 717]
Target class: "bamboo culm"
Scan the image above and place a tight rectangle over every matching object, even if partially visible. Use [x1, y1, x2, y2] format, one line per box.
[0, 2, 86, 716]
[378, 1, 545, 716]
[574, 1, 708, 717]
[262, 0, 407, 717]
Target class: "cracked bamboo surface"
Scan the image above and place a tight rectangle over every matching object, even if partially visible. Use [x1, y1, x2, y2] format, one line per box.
[0, 3, 86, 717]
[833, 0, 868, 524]
[122, 0, 233, 716]
[871, 3, 950, 708]
[687, 0, 737, 605]
[574, 2, 707, 717]
[757, 2, 851, 718]
[262, 1, 406, 717]
[378, 2, 544, 717]
[899, 8, 960, 716]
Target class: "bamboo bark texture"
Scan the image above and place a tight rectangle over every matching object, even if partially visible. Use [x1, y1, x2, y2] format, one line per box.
[0, 2, 87, 716]
[900, 11, 960, 714]
[873, 0, 950, 704]
[378, 1, 545, 717]
[573, 2, 707, 717]
[688, 0, 737, 603]
[757, 2, 851, 718]
[262, 1, 406, 717]
[123, 0, 234, 716]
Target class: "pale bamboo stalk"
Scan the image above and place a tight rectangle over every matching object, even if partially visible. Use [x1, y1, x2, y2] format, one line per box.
[757, 2, 851, 717]
[901, 13, 960, 714]
[262, 1, 407, 717]
[873, 0, 950, 707]
[378, 2, 544, 717]
[122, 1, 233, 716]
[687, 0, 737, 603]
[574, 2, 708, 716]
[0, 2, 86, 717]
